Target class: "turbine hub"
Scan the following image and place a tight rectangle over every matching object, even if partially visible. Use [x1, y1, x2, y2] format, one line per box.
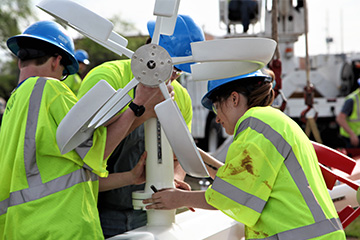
[131, 44, 173, 87]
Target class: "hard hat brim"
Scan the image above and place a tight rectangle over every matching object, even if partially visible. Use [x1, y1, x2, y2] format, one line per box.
[201, 70, 270, 110]
[7, 34, 79, 75]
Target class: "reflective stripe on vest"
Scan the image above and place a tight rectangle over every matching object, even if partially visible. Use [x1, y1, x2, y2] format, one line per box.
[247, 218, 342, 240]
[212, 116, 342, 239]
[0, 77, 97, 216]
[212, 176, 266, 213]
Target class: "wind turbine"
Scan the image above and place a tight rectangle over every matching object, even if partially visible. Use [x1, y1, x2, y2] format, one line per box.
[37, 0, 276, 231]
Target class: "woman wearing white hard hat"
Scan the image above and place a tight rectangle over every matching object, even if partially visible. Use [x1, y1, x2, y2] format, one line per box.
[144, 70, 345, 240]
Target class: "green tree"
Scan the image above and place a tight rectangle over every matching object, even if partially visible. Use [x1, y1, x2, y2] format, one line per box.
[0, 0, 36, 101]
[0, 0, 34, 52]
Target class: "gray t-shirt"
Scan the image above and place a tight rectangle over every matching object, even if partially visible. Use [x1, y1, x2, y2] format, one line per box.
[341, 98, 354, 116]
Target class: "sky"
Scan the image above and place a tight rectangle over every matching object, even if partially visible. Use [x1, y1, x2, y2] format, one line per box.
[28, 0, 360, 57]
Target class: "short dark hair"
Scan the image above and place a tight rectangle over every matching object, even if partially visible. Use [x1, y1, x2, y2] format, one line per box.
[16, 37, 71, 67]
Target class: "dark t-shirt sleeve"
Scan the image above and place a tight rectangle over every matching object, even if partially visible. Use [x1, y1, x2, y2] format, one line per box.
[341, 98, 354, 116]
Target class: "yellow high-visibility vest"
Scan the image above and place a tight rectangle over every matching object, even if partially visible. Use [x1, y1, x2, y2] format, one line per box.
[340, 88, 360, 138]
[0, 77, 108, 239]
[63, 72, 82, 95]
[205, 106, 345, 239]
[78, 59, 193, 131]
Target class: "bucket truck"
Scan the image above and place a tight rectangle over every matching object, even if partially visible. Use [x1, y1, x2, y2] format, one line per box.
[186, 0, 360, 151]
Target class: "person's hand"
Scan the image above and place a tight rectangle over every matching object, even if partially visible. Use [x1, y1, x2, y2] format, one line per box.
[130, 151, 147, 185]
[350, 132, 359, 147]
[136, 82, 174, 118]
[174, 178, 191, 191]
[143, 188, 185, 210]
[133, 83, 160, 106]
[165, 80, 175, 100]
[173, 180, 196, 211]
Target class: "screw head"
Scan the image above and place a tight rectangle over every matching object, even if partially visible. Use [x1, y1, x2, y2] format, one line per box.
[147, 60, 156, 69]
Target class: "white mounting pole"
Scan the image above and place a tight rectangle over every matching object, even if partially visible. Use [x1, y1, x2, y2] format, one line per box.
[144, 118, 176, 226]
[132, 117, 176, 226]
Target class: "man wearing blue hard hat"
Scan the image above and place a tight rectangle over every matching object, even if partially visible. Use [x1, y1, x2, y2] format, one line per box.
[77, 14, 204, 238]
[147, 14, 204, 73]
[63, 49, 91, 94]
[0, 20, 162, 239]
[145, 70, 345, 239]
[337, 78, 360, 148]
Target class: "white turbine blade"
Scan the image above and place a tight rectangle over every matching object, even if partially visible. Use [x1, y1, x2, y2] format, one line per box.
[192, 38, 276, 63]
[154, 0, 179, 17]
[57, 80, 116, 154]
[37, 0, 113, 41]
[104, 35, 133, 59]
[107, 32, 134, 58]
[171, 55, 194, 65]
[37, 0, 133, 58]
[108, 31, 128, 48]
[151, 0, 180, 44]
[158, 15, 178, 36]
[191, 61, 264, 82]
[154, 0, 180, 35]
[89, 78, 139, 128]
[151, 17, 162, 45]
[155, 99, 209, 178]
[94, 94, 133, 128]
[171, 38, 276, 65]
[82, 32, 133, 59]
[159, 82, 171, 100]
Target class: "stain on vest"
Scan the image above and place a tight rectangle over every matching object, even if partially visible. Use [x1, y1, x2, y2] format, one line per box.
[241, 151, 254, 175]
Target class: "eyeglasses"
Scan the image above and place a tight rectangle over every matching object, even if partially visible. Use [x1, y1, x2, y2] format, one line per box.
[212, 102, 219, 115]
[173, 68, 182, 76]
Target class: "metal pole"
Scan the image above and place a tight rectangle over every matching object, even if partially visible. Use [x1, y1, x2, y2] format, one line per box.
[271, 0, 280, 60]
[303, 0, 311, 88]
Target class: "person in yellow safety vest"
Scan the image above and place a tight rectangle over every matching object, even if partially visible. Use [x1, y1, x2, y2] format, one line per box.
[336, 78, 360, 148]
[78, 60, 191, 238]
[144, 70, 346, 239]
[77, 14, 202, 238]
[63, 49, 90, 94]
[0, 20, 171, 240]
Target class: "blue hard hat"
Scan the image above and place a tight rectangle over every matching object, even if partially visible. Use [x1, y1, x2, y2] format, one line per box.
[75, 49, 90, 65]
[201, 70, 270, 110]
[147, 14, 205, 73]
[7, 20, 78, 75]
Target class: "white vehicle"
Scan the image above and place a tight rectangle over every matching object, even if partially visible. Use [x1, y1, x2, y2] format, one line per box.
[182, 0, 360, 151]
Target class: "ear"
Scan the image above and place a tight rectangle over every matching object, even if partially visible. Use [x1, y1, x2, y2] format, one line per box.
[51, 55, 62, 70]
[231, 91, 240, 107]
